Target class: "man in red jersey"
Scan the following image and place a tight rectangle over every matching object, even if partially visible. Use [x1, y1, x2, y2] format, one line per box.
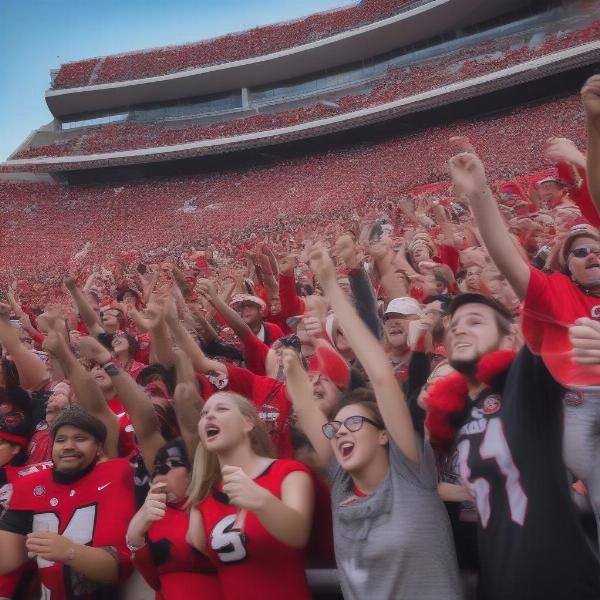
[0, 407, 136, 600]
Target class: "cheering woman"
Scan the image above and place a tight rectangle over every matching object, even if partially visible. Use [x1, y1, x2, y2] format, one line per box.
[283, 244, 462, 600]
[186, 391, 315, 600]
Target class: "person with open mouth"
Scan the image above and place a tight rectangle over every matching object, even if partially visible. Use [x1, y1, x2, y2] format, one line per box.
[186, 391, 315, 600]
[284, 244, 462, 600]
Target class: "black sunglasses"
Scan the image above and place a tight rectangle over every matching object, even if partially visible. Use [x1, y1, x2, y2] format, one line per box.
[322, 415, 380, 439]
[570, 246, 600, 259]
[151, 456, 188, 478]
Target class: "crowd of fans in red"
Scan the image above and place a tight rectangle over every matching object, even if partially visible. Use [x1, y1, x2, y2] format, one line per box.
[18, 18, 599, 162]
[2, 70, 600, 600]
[0, 93, 587, 289]
[52, 0, 421, 89]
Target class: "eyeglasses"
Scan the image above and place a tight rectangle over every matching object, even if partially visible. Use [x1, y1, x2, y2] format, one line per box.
[322, 415, 380, 439]
[570, 246, 600, 259]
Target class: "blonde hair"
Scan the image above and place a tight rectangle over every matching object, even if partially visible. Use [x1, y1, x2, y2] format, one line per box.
[186, 392, 276, 506]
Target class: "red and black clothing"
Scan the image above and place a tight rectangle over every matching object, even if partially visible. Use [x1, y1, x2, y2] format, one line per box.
[455, 348, 600, 600]
[0, 458, 137, 600]
[133, 500, 223, 600]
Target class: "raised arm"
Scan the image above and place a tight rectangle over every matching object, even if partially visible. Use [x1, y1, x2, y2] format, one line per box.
[172, 348, 203, 459]
[63, 277, 104, 337]
[336, 234, 382, 339]
[308, 245, 418, 462]
[197, 279, 253, 341]
[0, 312, 49, 391]
[43, 331, 119, 459]
[282, 349, 332, 466]
[78, 336, 164, 471]
[164, 302, 225, 375]
[449, 153, 530, 299]
[582, 75, 600, 217]
[129, 303, 175, 369]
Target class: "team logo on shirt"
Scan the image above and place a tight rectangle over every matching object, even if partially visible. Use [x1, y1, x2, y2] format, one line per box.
[258, 403, 280, 433]
[211, 514, 248, 563]
[207, 370, 229, 390]
[482, 395, 502, 415]
[563, 390, 584, 407]
[591, 305, 600, 319]
[33, 485, 46, 497]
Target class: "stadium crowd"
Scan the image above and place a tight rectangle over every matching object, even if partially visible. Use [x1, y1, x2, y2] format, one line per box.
[1, 74, 600, 600]
[51, 0, 423, 89]
[18, 16, 600, 161]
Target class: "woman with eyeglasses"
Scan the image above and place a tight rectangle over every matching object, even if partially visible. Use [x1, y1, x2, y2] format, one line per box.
[283, 245, 461, 600]
[126, 438, 223, 600]
[449, 149, 600, 545]
[186, 391, 315, 600]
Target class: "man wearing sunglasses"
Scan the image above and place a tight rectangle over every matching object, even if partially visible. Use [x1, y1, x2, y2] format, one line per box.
[450, 150, 600, 550]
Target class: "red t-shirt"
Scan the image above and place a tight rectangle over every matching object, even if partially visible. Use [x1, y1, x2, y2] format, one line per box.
[107, 397, 137, 457]
[240, 331, 270, 376]
[523, 266, 600, 386]
[5, 458, 136, 600]
[133, 502, 223, 600]
[198, 459, 312, 600]
[27, 425, 52, 465]
[224, 365, 294, 459]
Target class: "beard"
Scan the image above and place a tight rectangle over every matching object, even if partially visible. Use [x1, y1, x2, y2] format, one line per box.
[448, 357, 478, 378]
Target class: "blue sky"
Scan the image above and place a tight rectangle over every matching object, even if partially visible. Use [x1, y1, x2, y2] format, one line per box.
[0, 0, 349, 161]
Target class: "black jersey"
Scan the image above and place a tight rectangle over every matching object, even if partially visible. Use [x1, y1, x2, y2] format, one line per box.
[456, 347, 600, 600]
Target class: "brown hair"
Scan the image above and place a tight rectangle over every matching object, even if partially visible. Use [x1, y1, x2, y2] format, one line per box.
[186, 392, 276, 506]
[337, 388, 385, 431]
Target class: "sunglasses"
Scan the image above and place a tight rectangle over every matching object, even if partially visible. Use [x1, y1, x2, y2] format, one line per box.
[322, 415, 380, 439]
[151, 457, 188, 478]
[570, 246, 600, 259]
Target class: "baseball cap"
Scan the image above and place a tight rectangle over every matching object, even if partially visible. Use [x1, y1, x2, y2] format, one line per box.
[537, 176, 563, 186]
[557, 224, 600, 269]
[230, 294, 266, 311]
[308, 343, 350, 391]
[384, 297, 422, 319]
[448, 293, 513, 323]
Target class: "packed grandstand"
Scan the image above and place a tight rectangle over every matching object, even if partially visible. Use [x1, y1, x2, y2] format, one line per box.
[1, 0, 600, 598]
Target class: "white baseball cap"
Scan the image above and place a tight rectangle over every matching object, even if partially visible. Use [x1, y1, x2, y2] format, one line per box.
[384, 297, 422, 319]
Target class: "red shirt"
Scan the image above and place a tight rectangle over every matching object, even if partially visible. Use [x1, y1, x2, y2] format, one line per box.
[224, 365, 294, 459]
[107, 397, 137, 457]
[133, 502, 223, 600]
[198, 460, 312, 600]
[240, 331, 269, 376]
[27, 425, 52, 464]
[6, 458, 136, 600]
[523, 266, 600, 386]
[196, 365, 294, 458]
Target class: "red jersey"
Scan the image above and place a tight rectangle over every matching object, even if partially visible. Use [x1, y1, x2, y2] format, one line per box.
[27, 424, 52, 465]
[3, 458, 136, 600]
[224, 365, 294, 459]
[133, 502, 223, 600]
[523, 266, 600, 386]
[107, 397, 137, 457]
[0, 462, 52, 598]
[199, 460, 312, 600]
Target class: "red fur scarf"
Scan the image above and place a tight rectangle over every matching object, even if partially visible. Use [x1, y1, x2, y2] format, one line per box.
[425, 350, 517, 450]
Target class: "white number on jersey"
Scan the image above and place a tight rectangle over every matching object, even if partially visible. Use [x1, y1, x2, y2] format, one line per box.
[33, 504, 97, 568]
[458, 418, 528, 527]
